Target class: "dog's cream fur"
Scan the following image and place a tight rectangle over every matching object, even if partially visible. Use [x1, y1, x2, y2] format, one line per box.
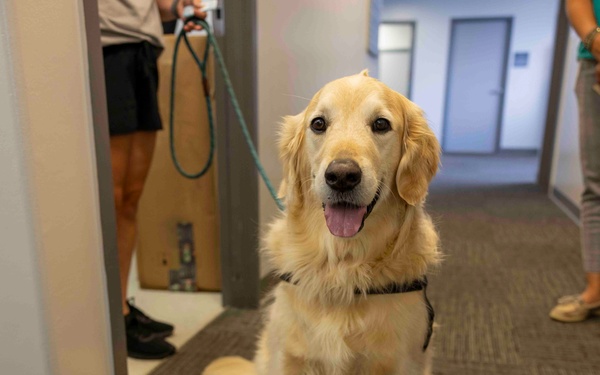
[203, 71, 441, 375]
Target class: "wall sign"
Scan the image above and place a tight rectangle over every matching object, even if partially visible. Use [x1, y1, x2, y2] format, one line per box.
[514, 52, 529, 67]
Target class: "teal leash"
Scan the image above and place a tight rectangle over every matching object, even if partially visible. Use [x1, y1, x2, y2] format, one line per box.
[170, 19, 284, 211]
[170, 30, 214, 179]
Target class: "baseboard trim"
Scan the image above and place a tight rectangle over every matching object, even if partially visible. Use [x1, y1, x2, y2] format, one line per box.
[551, 187, 580, 225]
[498, 148, 539, 156]
[443, 149, 539, 157]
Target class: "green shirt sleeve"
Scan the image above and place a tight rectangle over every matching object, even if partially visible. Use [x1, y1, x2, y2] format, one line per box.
[578, 0, 600, 60]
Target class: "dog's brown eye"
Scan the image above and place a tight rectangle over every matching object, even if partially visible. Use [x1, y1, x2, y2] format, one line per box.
[372, 118, 391, 133]
[310, 117, 327, 133]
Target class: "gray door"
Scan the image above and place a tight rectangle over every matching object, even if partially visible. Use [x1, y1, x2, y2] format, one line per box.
[443, 19, 511, 153]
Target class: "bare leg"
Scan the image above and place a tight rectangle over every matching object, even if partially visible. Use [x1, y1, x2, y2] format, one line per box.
[582, 272, 600, 303]
[110, 131, 157, 315]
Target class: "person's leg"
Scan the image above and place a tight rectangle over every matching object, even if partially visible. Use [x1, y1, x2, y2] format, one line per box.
[550, 61, 600, 323]
[105, 42, 174, 359]
[109, 133, 134, 314]
[578, 60, 600, 304]
[582, 273, 600, 303]
[113, 131, 157, 315]
[112, 100, 174, 360]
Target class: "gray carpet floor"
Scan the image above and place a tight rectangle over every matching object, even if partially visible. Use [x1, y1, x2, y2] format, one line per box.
[152, 154, 600, 375]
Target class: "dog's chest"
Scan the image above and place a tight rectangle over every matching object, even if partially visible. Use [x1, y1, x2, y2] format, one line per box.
[276, 287, 429, 365]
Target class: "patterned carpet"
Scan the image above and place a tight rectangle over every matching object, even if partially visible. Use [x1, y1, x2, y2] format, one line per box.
[152, 155, 600, 374]
[426, 183, 599, 374]
[151, 308, 262, 374]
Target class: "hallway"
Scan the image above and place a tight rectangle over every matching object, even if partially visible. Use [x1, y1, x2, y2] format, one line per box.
[152, 155, 599, 374]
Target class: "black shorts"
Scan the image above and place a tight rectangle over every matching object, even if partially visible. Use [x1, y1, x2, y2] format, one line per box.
[103, 42, 162, 135]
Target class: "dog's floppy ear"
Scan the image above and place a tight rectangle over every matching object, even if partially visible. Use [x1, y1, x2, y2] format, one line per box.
[395, 100, 440, 206]
[279, 111, 307, 211]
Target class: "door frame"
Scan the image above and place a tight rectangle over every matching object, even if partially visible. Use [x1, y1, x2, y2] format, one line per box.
[441, 17, 513, 154]
[214, 0, 260, 309]
[83, 0, 260, 373]
[378, 21, 417, 99]
[81, 0, 127, 372]
[538, 0, 569, 191]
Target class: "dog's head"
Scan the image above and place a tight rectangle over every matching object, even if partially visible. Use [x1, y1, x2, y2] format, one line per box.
[279, 70, 440, 238]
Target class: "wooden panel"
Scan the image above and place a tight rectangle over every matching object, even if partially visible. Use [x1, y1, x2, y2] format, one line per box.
[137, 35, 221, 292]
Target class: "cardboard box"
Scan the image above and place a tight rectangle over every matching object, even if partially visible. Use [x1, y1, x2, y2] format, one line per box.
[136, 34, 221, 291]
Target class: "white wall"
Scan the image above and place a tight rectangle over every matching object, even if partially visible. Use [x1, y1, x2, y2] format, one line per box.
[257, 0, 376, 275]
[0, 4, 51, 374]
[551, 29, 584, 212]
[0, 1, 114, 373]
[383, 0, 560, 150]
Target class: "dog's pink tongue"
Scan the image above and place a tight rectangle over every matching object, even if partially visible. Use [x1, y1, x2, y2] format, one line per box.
[324, 204, 367, 238]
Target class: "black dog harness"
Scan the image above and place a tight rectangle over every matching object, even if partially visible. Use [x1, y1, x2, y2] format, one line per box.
[279, 273, 435, 351]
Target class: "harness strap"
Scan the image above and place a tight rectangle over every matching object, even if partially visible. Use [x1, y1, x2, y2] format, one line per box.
[279, 273, 434, 352]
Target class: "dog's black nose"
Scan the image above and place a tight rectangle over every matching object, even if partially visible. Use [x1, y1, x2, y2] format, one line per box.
[325, 159, 362, 192]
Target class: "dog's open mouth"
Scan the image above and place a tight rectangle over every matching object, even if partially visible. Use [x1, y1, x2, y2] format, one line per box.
[323, 186, 381, 238]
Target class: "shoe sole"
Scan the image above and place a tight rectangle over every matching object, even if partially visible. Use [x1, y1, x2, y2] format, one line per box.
[128, 349, 176, 360]
[153, 330, 174, 339]
[550, 315, 587, 323]
[549, 309, 600, 323]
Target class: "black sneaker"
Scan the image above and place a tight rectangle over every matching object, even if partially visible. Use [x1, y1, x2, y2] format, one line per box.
[125, 314, 176, 360]
[127, 299, 174, 338]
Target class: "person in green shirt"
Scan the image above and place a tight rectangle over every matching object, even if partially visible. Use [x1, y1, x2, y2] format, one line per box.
[551, 0, 600, 322]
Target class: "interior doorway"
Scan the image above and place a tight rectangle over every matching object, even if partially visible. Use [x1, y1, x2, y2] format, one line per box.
[82, 0, 260, 373]
[378, 21, 416, 99]
[443, 18, 512, 154]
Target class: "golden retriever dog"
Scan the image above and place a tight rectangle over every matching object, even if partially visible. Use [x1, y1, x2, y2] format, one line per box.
[203, 70, 441, 375]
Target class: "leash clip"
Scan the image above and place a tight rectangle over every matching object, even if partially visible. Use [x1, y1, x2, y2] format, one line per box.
[202, 76, 210, 98]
